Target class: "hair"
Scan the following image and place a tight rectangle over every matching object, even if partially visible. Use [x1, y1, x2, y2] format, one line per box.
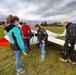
[20, 22, 23, 25]
[4, 15, 12, 26]
[4, 15, 20, 26]
[24, 22, 26, 25]
[7, 15, 12, 19]
[63, 21, 68, 25]
[34, 24, 40, 28]
[10, 16, 19, 23]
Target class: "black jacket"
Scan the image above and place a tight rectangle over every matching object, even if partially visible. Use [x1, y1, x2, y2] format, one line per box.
[37, 28, 48, 43]
[65, 23, 76, 44]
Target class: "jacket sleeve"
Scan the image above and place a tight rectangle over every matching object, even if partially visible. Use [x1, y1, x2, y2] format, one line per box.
[41, 29, 48, 41]
[29, 26, 32, 38]
[13, 27, 25, 52]
[68, 25, 76, 44]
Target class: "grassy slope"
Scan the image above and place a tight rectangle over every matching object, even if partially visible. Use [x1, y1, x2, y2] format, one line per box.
[0, 26, 76, 75]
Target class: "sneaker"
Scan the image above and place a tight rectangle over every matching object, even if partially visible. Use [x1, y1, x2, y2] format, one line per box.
[68, 59, 76, 65]
[59, 58, 68, 62]
[20, 62, 25, 67]
[39, 55, 45, 61]
[17, 68, 26, 75]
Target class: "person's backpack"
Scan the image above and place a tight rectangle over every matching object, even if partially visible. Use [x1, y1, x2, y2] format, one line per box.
[21, 24, 31, 39]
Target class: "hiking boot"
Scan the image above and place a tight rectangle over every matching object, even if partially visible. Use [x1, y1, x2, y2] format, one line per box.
[59, 58, 68, 62]
[68, 59, 76, 65]
[17, 68, 26, 75]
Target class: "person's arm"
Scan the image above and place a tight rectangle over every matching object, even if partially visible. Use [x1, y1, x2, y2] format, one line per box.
[13, 27, 25, 52]
[68, 25, 76, 44]
[4, 26, 8, 35]
[29, 26, 32, 38]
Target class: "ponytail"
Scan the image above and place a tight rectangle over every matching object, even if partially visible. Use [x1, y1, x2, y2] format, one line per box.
[5, 15, 12, 26]
[10, 16, 19, 23]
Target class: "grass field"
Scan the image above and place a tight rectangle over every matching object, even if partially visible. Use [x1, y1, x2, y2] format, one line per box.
[0, 26, 76, 75]
[42, 26, 65, 40]
[42, 26, 65, 34]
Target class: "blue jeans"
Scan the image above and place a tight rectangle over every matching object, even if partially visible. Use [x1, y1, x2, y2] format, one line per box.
[40, 43, 45, 57]
[23, 40, 31, 54]
[14, 50, 22, 70]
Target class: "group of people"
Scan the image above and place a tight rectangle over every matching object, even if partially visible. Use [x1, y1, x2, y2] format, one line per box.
[4, 15, 76, 75]
[4, 15, 48, 75]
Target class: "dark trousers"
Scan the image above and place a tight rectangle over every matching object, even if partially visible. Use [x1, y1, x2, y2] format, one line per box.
[23, 40, 31, 54]
[62, 42, 76, 62]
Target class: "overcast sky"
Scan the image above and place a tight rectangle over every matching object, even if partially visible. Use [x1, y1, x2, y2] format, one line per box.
[0, 0, 76, 24]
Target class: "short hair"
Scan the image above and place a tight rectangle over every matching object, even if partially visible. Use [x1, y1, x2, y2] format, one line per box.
[34, 24, 40, 28]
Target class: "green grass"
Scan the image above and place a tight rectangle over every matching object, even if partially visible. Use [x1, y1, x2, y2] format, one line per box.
[0, 26, 5, 37]
[0, 26, 76, 75]
[42, 26, 65, 34]
[42, 26, 65, 40]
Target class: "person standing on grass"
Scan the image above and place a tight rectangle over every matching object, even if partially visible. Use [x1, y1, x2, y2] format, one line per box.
[21, 23, 32, 54]
[34, 24, 48, 61]
[4, 16, 27, 75]
[59, 21, 76, 64]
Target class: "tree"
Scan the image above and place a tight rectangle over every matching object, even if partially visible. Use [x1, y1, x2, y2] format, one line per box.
[44, 21, 48, 26]
[2, 21, 5, 25]
[51, 22, 57, 26]
[0, 21, 2, 25]
[40, 21, 48, 26]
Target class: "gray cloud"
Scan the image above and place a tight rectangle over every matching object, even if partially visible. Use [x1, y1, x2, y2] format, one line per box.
[39, 0, 76, 17]
[0, 0, 76, 24]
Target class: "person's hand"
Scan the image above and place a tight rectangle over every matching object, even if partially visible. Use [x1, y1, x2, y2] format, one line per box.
[4, 30, 7, 35]
[23, 52, 27, 55]
[68, 43, 71, 47]
[42, 40, 45, 44]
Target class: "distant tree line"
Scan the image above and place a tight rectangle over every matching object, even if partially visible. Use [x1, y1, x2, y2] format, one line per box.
[0, 21, 5, 26]
[40, 21, 63, 26]
[40, 21, 48, 26]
